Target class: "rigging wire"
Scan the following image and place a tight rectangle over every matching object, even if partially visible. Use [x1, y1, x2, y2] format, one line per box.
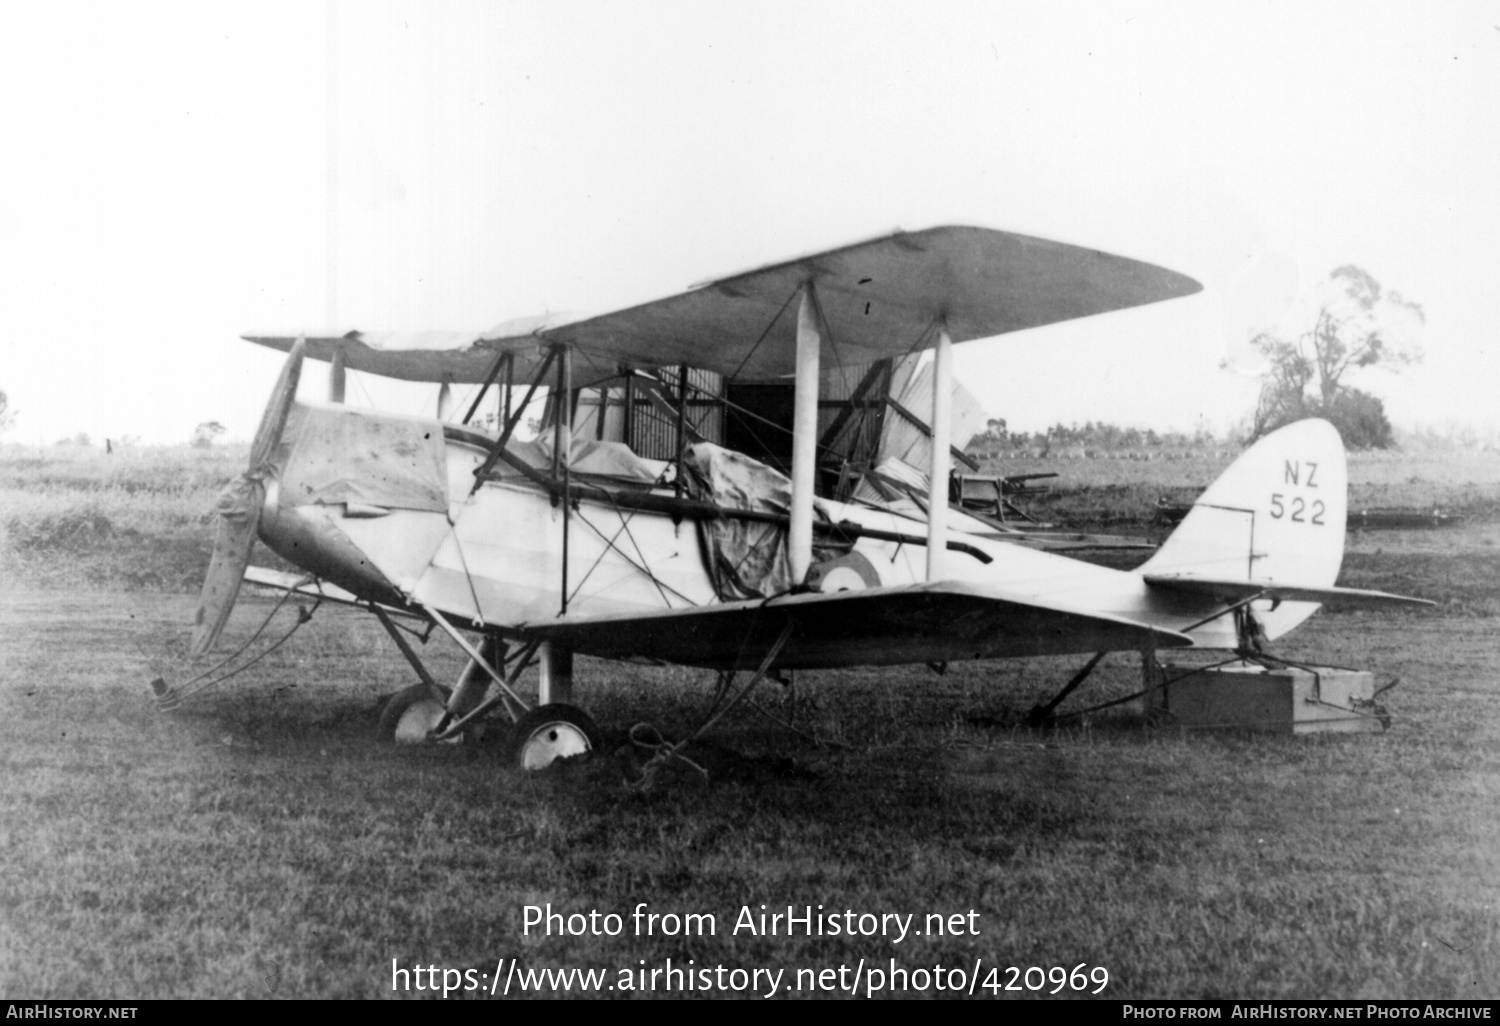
[570, 503, 698, 609]
[445, 514, 487, 627]
[728, 288, 801, 382]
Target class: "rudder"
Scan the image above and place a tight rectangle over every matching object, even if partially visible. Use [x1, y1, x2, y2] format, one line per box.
[1141, 418, 1348, 596]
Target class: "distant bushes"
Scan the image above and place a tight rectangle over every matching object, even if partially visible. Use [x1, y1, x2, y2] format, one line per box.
[966, 419, 1229, 460]
[7, 509, 119, 551]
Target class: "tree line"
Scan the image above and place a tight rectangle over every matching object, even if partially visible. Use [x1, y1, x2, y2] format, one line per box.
[968, 420, 1222, 455]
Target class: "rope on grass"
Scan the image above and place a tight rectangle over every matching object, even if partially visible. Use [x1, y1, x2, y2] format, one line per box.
[152, 593, 321, 711]
[625, 621, 794, 792]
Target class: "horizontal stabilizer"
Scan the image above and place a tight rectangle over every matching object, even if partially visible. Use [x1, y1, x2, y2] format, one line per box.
[522, 580, 1195, 670]
[1143, 574, 1435, 610]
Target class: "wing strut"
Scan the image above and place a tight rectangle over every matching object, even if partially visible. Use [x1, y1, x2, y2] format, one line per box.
[329, 347, 346, 402]
[557, 345, 573, 615]
[928, 324, 953, 581]
[472, 345, 560, 491]
[789, 285, 821, 583]
[462, 349, 513, 426]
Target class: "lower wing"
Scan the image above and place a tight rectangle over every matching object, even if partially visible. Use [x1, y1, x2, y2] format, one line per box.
[242, 566, 424, 620]
[521, 580, 1194, 670]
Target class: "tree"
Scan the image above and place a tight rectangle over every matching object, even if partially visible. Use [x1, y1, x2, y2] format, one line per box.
[1324, 386, 1394, 450]
[191, 421, 226, 449]
[0, 390, 12, 434]
[1247, 266, 1423, 448]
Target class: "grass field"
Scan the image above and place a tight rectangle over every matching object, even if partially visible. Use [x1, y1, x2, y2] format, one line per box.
[2, 443, 1499, 999]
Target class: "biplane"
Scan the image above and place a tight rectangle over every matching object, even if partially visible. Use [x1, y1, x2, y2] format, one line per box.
[181, 226, 1430, 770]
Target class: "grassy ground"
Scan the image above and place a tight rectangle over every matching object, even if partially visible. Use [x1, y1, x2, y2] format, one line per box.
[0, 593, 1494, 999]
[0, 444, 247, 592]
[2, 444, 1498, 999]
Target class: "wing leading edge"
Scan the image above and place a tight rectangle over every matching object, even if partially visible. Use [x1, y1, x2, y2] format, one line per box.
[521, 580, 1195, 671]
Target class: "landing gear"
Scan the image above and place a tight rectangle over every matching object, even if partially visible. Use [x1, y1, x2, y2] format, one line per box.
[377, 684, 463, 744]
[509, 703, 601, 770]
[371, 614, 600, 767]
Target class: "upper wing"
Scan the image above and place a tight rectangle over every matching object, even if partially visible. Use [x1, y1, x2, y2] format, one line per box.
[1143, 573, 1436, 610]
[241, 319, 568, 384]
[244, 227, 1201, 383]
[522, 579, 1194, 671]
[543, 226, 1201, 380]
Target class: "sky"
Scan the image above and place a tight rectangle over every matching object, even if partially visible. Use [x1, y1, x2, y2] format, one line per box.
[1, 1, 1496, 446]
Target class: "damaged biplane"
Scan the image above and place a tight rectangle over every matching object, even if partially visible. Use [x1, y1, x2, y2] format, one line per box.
[175, 226, 1431, 768]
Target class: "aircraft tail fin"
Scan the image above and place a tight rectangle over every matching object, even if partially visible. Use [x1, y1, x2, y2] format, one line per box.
[1139, 419, 1347, 640]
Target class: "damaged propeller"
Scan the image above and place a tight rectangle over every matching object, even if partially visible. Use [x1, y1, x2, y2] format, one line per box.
[189, 338, 306, 657]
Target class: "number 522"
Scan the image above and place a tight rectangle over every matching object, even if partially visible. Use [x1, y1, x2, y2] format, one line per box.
[1269, 493, 1325, 525]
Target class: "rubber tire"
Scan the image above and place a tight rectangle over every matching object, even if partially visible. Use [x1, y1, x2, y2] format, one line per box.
[509, 703, 601, 770]
[377, 684, 459, 744]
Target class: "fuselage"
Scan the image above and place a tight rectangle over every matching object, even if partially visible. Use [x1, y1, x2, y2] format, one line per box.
[257, 401, 1300, 666]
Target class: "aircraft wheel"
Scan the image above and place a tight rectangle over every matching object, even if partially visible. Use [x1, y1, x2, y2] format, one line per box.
[377, 684, 462, 745]
[510, 703, 601, 770]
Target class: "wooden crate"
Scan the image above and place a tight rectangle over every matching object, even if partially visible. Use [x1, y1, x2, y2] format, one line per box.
[1159, 662, 1387, 734]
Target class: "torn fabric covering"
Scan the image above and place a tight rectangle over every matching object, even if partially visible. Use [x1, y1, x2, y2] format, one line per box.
[277, 405, 449, 512]
[852, 353, 988, 504]
[681, 443, 841, 601]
